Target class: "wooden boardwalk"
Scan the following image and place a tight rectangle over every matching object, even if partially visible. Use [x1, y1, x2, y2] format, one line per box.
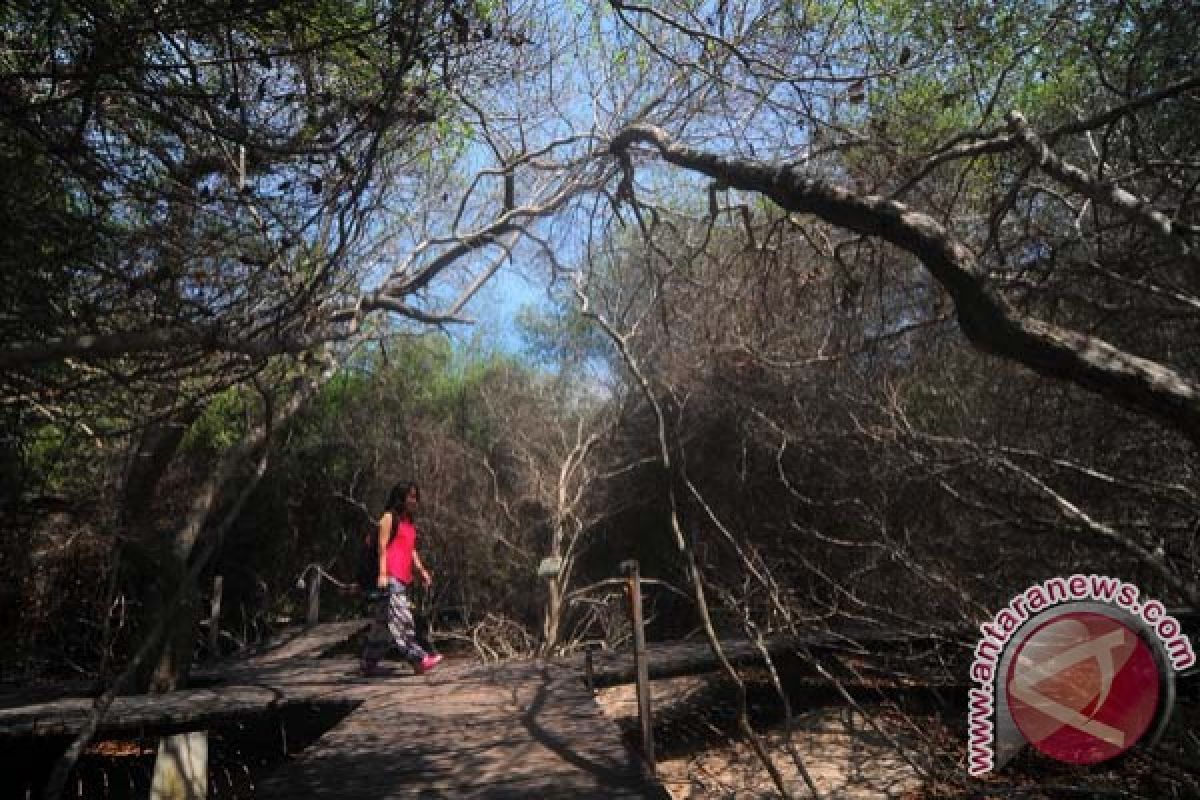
[0, 621, 373, 739]
[257, 659, 660, 799]
[0, 623, 662, 798]
[3, 622, 961, 797]
[0, 622, 954, 741]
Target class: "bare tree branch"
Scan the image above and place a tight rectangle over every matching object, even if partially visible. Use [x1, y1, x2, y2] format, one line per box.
[608, 124, 1200, 446]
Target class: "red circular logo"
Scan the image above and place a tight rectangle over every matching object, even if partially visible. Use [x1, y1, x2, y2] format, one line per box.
[1005, 611, 1161, 765]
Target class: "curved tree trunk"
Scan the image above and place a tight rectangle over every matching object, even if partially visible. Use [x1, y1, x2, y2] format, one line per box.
[119, 407, 201, 694]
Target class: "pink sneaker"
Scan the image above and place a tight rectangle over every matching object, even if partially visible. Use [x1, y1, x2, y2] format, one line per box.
[415, 653, 443, 674]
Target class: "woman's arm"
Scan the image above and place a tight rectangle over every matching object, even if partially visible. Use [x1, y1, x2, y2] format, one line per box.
[376, 513, 392, 588]
[412, 549, 432, 587]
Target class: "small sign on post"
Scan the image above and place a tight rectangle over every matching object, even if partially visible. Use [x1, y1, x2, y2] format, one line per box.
[621, 559, 655, 776]
[537, 556, 563, 578]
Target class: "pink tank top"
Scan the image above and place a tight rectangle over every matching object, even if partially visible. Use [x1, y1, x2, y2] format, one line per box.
[385, 516, 417, 584]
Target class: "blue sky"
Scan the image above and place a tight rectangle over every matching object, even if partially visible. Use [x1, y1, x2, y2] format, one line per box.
[457, 265, 548, 353]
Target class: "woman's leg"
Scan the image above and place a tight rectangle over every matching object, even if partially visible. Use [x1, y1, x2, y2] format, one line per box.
[361, 589, 392, 672]
[385, 579, 428, 665]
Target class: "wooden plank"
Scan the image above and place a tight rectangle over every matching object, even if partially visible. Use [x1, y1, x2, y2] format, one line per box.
[249, 619, 369, 663]
[563, 630, 945, 687]
[0, 634, 373, 741]
[568, 637, 800, 686]
[0, 682, 360, 739]
[0, 619, 369, 725]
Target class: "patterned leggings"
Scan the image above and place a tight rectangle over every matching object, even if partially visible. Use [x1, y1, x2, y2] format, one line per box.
[362, 579, 428, 666]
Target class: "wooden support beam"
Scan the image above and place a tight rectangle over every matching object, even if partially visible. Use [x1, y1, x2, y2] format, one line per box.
[150, 730, 208, 800]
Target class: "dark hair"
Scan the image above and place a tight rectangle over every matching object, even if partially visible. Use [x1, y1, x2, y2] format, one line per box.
[384, 481, 419, 513]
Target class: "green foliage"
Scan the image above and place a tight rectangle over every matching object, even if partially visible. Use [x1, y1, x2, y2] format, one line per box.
[23, 424, 68, 491]
[516, 300, 612, 377]
[200, 334, 568, 635]
[351, 335, 525, 440]
[850, 0, 1122, 152]
[181, 388, 254, 455]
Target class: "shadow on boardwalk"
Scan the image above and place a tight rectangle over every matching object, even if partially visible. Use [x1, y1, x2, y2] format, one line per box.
[256, 660, 665, 800]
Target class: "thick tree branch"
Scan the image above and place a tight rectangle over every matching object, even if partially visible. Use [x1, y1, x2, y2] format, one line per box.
[0, 293, 468, 369]
[0, 326, 341, 369]
[608, 124, 1200, 446]
[1007, 110, 1198, 257]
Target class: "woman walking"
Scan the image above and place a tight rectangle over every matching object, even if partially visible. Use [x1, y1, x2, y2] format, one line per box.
[361, 481, 443, 676]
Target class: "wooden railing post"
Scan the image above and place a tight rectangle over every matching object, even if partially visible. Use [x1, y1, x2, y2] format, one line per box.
[584, 642, 600, 693]
[207, 575, 223, 660]
[306, 568, 321, 627]
[621, 559, 655, 776]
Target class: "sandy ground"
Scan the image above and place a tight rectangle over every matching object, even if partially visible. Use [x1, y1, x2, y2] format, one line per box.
[595, 676, 924, 799]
